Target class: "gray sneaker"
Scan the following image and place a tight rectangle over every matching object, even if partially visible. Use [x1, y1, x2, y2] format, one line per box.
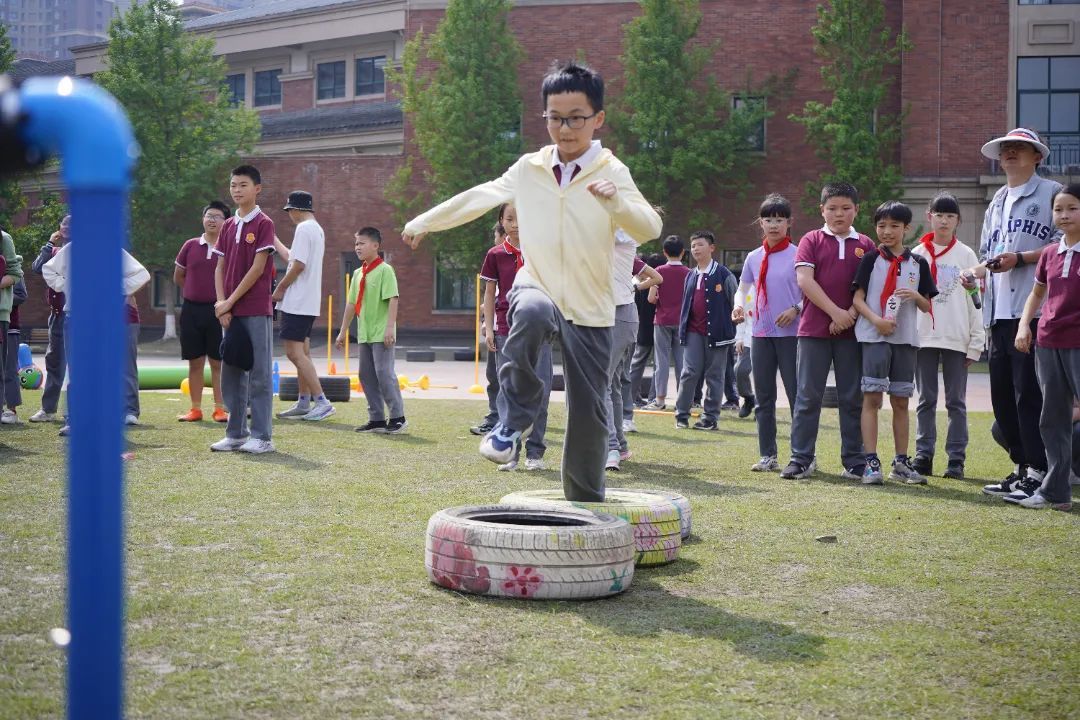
[751, 456, 780, 472]
[862, 457, 884, 485]
[301, 403, 335, 421]
[890, 456, 926, 484]
[276, 403, 311, 419]
[605, 449, 621, 471]
[238, 438, 276, 454]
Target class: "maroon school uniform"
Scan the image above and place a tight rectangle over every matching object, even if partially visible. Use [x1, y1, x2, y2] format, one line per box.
[175, 236, 219, 304]
[654, 263, 691, 326]
[1034, 240, 1080, 349]
[688, 278, 708, 335]
[479, 243, 521, 336]
[794, 227, 876, 339]
[213, 207, 275, 317]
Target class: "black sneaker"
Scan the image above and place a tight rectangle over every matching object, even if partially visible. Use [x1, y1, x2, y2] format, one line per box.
[1003, 470, 1044, 502]
[355, 420, 388, 433]
[692, 418, 718, 431]
[721, 401, 739, 411]
[675, 418, 690, 430]
[780, 460, 814, 480]
[911, 455, 933, 477]
[982, 468, 1026, 497]
[469, 421, 495, 436]
[386, 417, 409, 434]
[738, 395, 755, 418]
[943, 460, 965, 479]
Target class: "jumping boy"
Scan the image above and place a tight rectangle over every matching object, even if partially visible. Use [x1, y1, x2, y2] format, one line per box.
[781, 182, 877, 480]
[851, 201, 938, 484]
[174, 201, 230, 423]
[673, 231, 738, 431]
[211, 164, 276, 454]
[401, 60, 662, 502]
[646, 235, 691, 410]
[335, 227, 406, 434]
[273, 191, 333, 422]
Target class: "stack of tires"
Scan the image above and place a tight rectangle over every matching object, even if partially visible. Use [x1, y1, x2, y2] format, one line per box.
[424, 489, 691, 600]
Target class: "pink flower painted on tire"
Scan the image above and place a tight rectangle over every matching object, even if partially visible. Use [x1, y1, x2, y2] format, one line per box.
[502, 565, 543, 598]
[429, 523, 491, 594]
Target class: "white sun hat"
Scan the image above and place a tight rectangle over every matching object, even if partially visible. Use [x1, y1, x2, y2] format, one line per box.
[981, 127, 1051, 161]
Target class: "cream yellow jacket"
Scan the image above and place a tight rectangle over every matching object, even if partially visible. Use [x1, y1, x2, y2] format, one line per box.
[404, 145, 662, 326]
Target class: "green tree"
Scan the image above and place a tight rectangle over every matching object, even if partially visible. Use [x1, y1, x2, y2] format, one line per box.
[608, 0, 777, 238]
[789, 0, 910, 232]
[11, 192, 67, 259]
[0, 23, 27, 234]
[386, 0, 524, 269]
[96, 0, 260, 337]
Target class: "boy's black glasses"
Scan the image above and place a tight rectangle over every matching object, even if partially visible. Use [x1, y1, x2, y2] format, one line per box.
[542, 112, 599, 129]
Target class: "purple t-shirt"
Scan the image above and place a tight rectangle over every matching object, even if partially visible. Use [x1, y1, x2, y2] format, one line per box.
[214, 210, 275, 317]
[740, 243, 801, 338]
[479, 244, 520, 336]
[654, 262, 691, 326]
[175, 236, 219, 304]
[1034, 242, 1080, 349]
[794, 228, 876, 339]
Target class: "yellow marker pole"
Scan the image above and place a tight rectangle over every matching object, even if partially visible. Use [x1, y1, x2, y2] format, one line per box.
[344, 272, 351, 372]
[469, 273, 484, 393]
[326, 293, 333, 372]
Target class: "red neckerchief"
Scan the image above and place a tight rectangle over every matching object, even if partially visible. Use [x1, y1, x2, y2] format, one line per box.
[353, 257, 384, 316]
[879, 245, 905, 314]
[502, 239, 523, 270]
[756, 236, 790, 319]
[918, 232, 956, 285]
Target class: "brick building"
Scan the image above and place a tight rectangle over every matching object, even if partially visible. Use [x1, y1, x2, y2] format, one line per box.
[14, 0, 1079, 333]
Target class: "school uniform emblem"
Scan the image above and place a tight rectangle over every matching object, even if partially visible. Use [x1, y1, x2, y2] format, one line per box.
[714, 283, 722, 292]
[854, 247, 865, 258]
[1026, 204, 1040, 217]
[245, 232, 255, 244]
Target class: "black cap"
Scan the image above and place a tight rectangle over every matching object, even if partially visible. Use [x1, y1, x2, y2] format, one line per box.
[283, 191, 314, 212]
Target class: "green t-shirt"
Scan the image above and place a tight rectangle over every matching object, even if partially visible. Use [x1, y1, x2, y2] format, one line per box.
[346, 262, 398, 343]
[0, 231, 23, 324]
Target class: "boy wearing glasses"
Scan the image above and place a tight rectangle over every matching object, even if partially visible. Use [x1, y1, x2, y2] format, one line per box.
[402, 60, 662, 502]
[174, 201, 231, 423]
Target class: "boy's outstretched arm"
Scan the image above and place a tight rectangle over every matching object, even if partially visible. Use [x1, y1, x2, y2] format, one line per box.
[402, 164, 519, 248]
[588, 166, 663, 243]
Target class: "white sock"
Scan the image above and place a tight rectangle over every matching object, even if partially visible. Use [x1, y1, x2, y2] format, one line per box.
[297, 394, 311, 409]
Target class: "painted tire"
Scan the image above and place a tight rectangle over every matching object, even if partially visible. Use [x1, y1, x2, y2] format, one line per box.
[425, 505, 635, 600]
[278, 375, 351, 402]
[498, 490, 682, 567]
[608, 488, 692, 539]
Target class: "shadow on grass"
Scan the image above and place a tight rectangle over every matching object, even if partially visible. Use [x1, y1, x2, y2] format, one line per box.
[617, 462, 767, 498]
[812, 471, 997, 506]
[243, 451, 324, 471]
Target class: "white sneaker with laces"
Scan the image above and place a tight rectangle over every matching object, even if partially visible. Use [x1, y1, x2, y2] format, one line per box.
[1, 410, 20, 424]
[124, 414, 139, 426]
[497, 459, 518, 472]
[29, 409, 55, 423]
[210, 436, 246, 452]
[1015, 492, 1072, 511]
[751, 456, 780, 472]
[277, 403, 311, 419]
[605, 449, 620, 471]
[622, 419, 637, 433]
[301, 403, 335, 421]
[238, 438, 275, 454]
[524, 457, 545, 471]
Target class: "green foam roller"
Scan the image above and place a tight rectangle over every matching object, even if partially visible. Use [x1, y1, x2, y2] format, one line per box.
[137, 366, 211, 390]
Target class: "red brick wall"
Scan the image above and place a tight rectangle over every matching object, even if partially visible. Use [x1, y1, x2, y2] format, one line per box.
[281, 77, 314, 113]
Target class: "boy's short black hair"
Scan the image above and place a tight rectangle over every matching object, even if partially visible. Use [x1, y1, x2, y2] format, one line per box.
[646, 252, 666, 268]
[689, 230, 716, 246]
[541, 60, 604, 112]
[873, 200, 913, 226]
[820, 181, 859, 205]
[232, 164, 261, 185]
[759, 193, 792, 218]
[661, 235, 684, 257]
[1052, 183, 1080, 205]
[203, 200, 230, 217]
[356, 226, 382, 244]
[927, 192, 961, 217]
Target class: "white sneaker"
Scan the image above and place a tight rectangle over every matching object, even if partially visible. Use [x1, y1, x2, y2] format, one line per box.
[276, 403, 311, 419]
[210, 436, 247, 452]
[301, 403, 335, 421]
[497, 459, 518, 472]
[124, 414, 139, 426]
[238, 438, 275, 454]
[524, 457, 545, 471]
[605, 449, 621, 471]
[1, 410, 20, 425]
[751, 456, 780, 472]
[29, 409, 55, 423]
[1014, 492, 1072, 511]
[622, 419, 637, 433]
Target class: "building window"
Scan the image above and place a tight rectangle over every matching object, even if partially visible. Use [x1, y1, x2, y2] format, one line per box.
[723, 249, 750, 270]
[317, 60, 346, 100]
[732, 96, 766, 152]
[225, 73, 245, 108]
[253, 69, 282, 107]
[152, 270, 183, 310]
[1017, 55, 1080, 171]
[355, 56, 386, 96]
[434, 265, 476, 311]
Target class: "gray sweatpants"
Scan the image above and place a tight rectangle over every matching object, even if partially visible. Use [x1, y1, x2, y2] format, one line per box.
[358, 341, 404, 422]
[1034, 346, 1079, 504]
[606, 303, 637, 453]
[222, 315, 273, 441]
[41, 310, 65, 414]
[483, 347, 499, 426]
[653, 324, 683, 400]
[675, 333, 730, 423]
[4, 329, 20, 409]
[124, 323, 140, 418]
[751, 336, 797, 458]
[915, 347, 969, 463]
[502, 285, 612, 502]
[735, 344, 753, 398]
[790, 336, 864, 470]
[629, 342, 654, 405]
[495, 333, 552, 460]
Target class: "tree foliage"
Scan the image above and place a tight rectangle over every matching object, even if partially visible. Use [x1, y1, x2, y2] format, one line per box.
[96, 0, 260, 269]
[608, 0, 777, 237]
[385, 0, 524, 268]
[789, 0, 910, 231]
[0, 23, 26, 234]
[10, 192, 67, 259]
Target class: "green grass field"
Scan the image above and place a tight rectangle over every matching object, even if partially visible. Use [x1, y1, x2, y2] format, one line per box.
[1, 392, 1077, 719]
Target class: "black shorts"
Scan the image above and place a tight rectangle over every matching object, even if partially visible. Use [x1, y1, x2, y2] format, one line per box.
[279, 311, 316, 342]
[179, 301, 222, 361]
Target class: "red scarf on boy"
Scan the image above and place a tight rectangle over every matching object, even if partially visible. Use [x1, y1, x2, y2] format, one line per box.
[353, 257, 384, 316]
[755, 236, 790, 318]
[502, 239, 524, 270]
[878, 246, 905, 314]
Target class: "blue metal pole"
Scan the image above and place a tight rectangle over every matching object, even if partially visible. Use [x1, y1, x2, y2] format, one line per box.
[16, 76, 136, 720]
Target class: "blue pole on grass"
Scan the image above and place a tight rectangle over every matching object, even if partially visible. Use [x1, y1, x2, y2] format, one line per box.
[15, 75, 137, 720]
